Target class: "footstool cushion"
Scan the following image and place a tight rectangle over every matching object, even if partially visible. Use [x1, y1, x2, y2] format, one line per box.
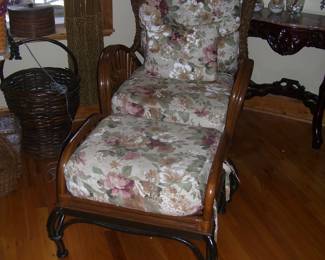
[64, 115, 221, 216]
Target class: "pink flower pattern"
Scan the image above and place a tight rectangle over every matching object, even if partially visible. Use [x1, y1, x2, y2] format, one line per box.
[122, 151, 141, 160]
[125, 101, 145, 117]
[104, 172, 135, 199]
[129, 85, 155, 96]
[203, 43, 218, 65]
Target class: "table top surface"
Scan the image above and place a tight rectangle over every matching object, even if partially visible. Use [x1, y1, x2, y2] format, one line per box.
[252, 8, 325, 32]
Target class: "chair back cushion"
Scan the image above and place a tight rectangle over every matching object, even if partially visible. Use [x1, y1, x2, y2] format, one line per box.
[140, 0, 240, 80]
[164, 0, 239, 27]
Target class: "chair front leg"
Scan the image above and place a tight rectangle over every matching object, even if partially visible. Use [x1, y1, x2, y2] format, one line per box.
[47, 208, 68, 258]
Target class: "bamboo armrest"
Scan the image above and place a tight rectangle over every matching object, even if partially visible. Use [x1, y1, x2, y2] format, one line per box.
[203, 58, 254, 222]
[97, 44, 142, 116]
[225, 58, 254, 140]
[57, 113, 104, 198]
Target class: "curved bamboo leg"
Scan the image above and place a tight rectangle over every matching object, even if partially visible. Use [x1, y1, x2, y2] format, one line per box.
[47, 208, 69, 258]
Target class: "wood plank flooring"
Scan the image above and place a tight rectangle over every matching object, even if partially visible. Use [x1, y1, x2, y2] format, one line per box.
[0, 110, 324, 260]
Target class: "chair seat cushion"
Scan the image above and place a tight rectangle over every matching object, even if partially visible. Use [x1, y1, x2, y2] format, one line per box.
[112, 68, 233, 132]
[65, 115, 221, 216]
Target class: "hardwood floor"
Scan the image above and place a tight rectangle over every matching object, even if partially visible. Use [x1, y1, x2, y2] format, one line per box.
[0, 110, 324, 260]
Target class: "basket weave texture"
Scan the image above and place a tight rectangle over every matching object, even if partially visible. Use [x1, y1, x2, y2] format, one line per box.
[1, 67, 79, 158]
[8, 4, 55, 38]
[1, 38, 80, 159]
[0, 135, 20, 196]
[0, 112, 21, 196]
[0, 112, 21, 152]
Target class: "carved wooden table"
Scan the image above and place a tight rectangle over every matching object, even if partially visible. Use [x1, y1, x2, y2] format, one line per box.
[247, 8, 325, 149]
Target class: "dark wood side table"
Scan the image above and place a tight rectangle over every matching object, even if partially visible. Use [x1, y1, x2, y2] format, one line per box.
[247, 8, 325, 149]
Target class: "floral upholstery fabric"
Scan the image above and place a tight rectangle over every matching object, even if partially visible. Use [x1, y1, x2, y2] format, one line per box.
[140, 4, 220, 81]
[112, 67, 233, 132]
[65, 115, 221, 216]
[144, 0, 240, 30]
[140, 0, 240, 78]
[217, 31, 239, 74]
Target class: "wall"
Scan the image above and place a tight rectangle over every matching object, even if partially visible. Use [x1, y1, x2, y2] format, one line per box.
[0, 0, 324, 108]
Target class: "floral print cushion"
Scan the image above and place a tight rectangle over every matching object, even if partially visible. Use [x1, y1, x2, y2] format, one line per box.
[65, 115, 221, 216]
[217, 31, 239, 74]
[112, 67, 233, 132]
[140, 4, 220, 81]
[145, 0, 240, 29]
[140, 1, 240, 80]
[164, 0, 241, 37]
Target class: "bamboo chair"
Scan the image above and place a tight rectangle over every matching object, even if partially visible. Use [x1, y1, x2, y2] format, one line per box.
[47, 0, 256, 259]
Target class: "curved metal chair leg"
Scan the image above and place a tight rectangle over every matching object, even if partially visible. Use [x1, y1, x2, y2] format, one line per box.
[205, 235, 217, 260]
[47, 208, 69, 258]
[173, 237, 205, 260]
[63, 215, 206, 260]
[47, 207, 215, 260]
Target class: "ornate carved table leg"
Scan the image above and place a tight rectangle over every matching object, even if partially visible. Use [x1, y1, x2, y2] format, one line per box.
[312, 76, 325, 149]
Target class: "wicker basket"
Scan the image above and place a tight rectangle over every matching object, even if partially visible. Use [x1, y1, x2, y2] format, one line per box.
[0, 38, 80, 159]
[0, 111, 21, 153]
[0, 112, 21, 196]
[0, 135, 20, 196]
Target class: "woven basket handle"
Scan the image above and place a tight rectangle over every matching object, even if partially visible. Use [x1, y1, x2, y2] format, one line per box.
[0, 37, 78, 81]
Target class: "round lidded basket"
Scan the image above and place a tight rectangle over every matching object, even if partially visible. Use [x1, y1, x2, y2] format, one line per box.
[8, 4, 55, 38]
[0, 38, 80, 159]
